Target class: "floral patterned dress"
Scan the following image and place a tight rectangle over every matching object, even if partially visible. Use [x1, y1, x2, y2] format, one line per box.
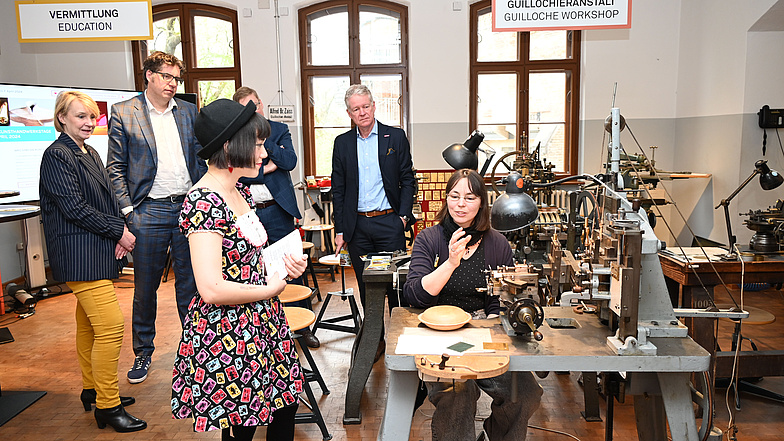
[172, 185, 302, 432]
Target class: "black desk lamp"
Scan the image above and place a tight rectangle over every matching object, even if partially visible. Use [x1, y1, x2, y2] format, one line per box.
[490, 171, 539, 232]
[442, 130, 496, 176]
[715, 159, 784, 259]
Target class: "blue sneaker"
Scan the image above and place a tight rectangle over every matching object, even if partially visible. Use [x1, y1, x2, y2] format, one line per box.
[127, 355, 151, 384]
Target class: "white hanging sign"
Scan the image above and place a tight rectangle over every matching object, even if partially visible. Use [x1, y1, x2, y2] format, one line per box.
[15, 0, 153, 43]
[268, 105, 295, 123]
[493, 0, 631, 32]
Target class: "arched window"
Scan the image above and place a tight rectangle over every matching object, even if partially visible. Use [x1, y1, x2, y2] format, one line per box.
[470, 1, 581, 175]
[298, 0, 409, 176]
[131, 3, 241, 106]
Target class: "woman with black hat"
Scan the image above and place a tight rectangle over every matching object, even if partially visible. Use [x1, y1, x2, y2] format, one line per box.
[171, 98, 308, 441]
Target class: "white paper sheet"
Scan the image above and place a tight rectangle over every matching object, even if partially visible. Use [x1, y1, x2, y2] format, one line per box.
[395, 327, 494, 355]
[262, 229, 304, 280]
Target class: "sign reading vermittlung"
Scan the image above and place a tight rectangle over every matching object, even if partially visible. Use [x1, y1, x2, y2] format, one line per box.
[16, 0, 153, 43]
[493, 0, 631, 32]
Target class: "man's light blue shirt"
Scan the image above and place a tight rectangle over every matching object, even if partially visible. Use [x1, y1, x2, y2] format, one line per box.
[357, 120, 391, 212]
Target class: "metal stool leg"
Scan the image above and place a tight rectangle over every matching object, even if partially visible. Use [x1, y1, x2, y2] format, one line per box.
[297, 334, 330, 395]
[311, 265, 362, 335]
[292, 332, 332, 440]
[302, 249, 322, 302]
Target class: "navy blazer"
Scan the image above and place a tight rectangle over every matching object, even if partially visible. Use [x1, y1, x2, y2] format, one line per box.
[106, 94, 206, 210]
[331, 121, 416, 242]
[239, 119, 301, 219]
[40, 133, 126, 282]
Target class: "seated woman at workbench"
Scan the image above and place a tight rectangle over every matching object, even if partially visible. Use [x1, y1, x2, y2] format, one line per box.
[402, 169, 542, 441]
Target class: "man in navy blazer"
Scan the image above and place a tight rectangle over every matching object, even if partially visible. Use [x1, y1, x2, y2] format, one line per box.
[233, 87, 301, 242]
[331, 84, 416, 319]
[233, 86, 319, 349]
[106, 51, 207, 384]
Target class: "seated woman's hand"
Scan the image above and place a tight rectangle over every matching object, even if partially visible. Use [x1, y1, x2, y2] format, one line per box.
[282, 253, 309, 279]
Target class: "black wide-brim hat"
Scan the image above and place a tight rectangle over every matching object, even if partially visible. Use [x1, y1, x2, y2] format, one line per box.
[195, 98, 257, 160]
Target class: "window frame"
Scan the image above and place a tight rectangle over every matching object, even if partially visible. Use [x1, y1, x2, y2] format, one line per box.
[298, 0, 409, 177]
[469, 1, 581, 176]
[131, 3, 241, 106]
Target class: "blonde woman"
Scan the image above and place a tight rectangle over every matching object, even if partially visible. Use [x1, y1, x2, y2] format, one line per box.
[40, 91, 145, 432]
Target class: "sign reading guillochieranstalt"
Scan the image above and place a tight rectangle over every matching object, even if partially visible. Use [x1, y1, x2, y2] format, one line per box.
[15, 0, 153, 43]
[493, 0, 631, 32]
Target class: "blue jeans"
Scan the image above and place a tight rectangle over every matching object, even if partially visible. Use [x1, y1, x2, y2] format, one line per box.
[127, 199, 196, 356]
[426, 371, 542, 441]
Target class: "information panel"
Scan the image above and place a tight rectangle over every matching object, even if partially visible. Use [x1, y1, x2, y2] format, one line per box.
[16, 0, 153, 42]
[493, 0, 631, 32]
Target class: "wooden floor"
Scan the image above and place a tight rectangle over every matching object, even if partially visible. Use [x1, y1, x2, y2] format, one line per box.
[1, 267, 783, 440]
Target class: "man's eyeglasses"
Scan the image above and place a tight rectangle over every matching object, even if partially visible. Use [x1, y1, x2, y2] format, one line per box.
[152, 71, 184, 85]
[447, 193, 479, 204]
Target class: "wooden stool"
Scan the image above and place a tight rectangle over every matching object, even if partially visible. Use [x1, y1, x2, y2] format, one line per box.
[282, 307, 332, 440]
[312, 255, 362, 335]
[716, 304, 782, 408]
[301, 241, 322, 302]
[279, 284, 314, 307]
[301, 224, 334, 254]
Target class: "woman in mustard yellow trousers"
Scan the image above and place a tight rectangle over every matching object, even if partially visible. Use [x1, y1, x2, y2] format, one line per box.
[39, 91, 145, 432]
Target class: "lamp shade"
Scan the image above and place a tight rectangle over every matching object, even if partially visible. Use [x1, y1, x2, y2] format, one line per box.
[490, 171, 539, 232]
[755, 159, 784, 190]
[442, 130, 484, 170]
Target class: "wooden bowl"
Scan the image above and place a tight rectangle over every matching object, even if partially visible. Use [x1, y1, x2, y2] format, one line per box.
[418, 305, 471, 331]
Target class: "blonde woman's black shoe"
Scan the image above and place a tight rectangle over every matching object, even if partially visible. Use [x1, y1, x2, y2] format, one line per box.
[94, 404, 147, 432]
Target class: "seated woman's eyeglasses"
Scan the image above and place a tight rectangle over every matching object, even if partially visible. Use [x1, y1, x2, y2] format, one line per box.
[153, 71, 185, 85]
[447, 193, 479, 203]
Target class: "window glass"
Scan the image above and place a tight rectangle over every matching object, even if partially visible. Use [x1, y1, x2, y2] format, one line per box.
[308, 7, 349, 66]
[299, 1, 408, 176]
[530, 30, 567, 60]
[528, 123, 565, 171]
[149, 17, 183, 59]
[471, 1, 579, 175]
[360, 74, 401, 126]
[479, 123, 517, 174]
[477, 73, 517, 125]
[194, 15, 234, 68]
[198, 80, 236, 107]
[529, 72, 565, 122]
[359, 6, 401, 64]
[477, 7, 517, 62]
[312, 76, 351, 176]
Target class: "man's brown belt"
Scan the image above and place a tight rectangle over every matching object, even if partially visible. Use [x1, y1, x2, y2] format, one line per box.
[358, 208, 394, 217]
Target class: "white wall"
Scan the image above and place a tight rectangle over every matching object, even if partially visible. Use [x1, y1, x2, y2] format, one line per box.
[671, 0, 783, 247]
[1, 0, 784, 282]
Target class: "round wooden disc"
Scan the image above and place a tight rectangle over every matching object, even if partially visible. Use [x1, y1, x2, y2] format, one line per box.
[302, 241, 314, 251]
[319, 255, 340, 266]
[416, 354, 510, 380]
[716, 304, 776, 325]
[283, 306, 316, 331]
[279, 285, 313, 304]
[302, 224, 334, 232]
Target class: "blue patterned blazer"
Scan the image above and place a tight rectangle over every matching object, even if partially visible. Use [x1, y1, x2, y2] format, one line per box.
[239, 119, 301, 220]
[40, 132, 126, 282]
[106, 93, 206, 210]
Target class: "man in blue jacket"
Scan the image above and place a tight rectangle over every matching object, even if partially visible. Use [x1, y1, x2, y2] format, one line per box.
[234, 86, 319, 348]
[107, 51, 206, 383]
